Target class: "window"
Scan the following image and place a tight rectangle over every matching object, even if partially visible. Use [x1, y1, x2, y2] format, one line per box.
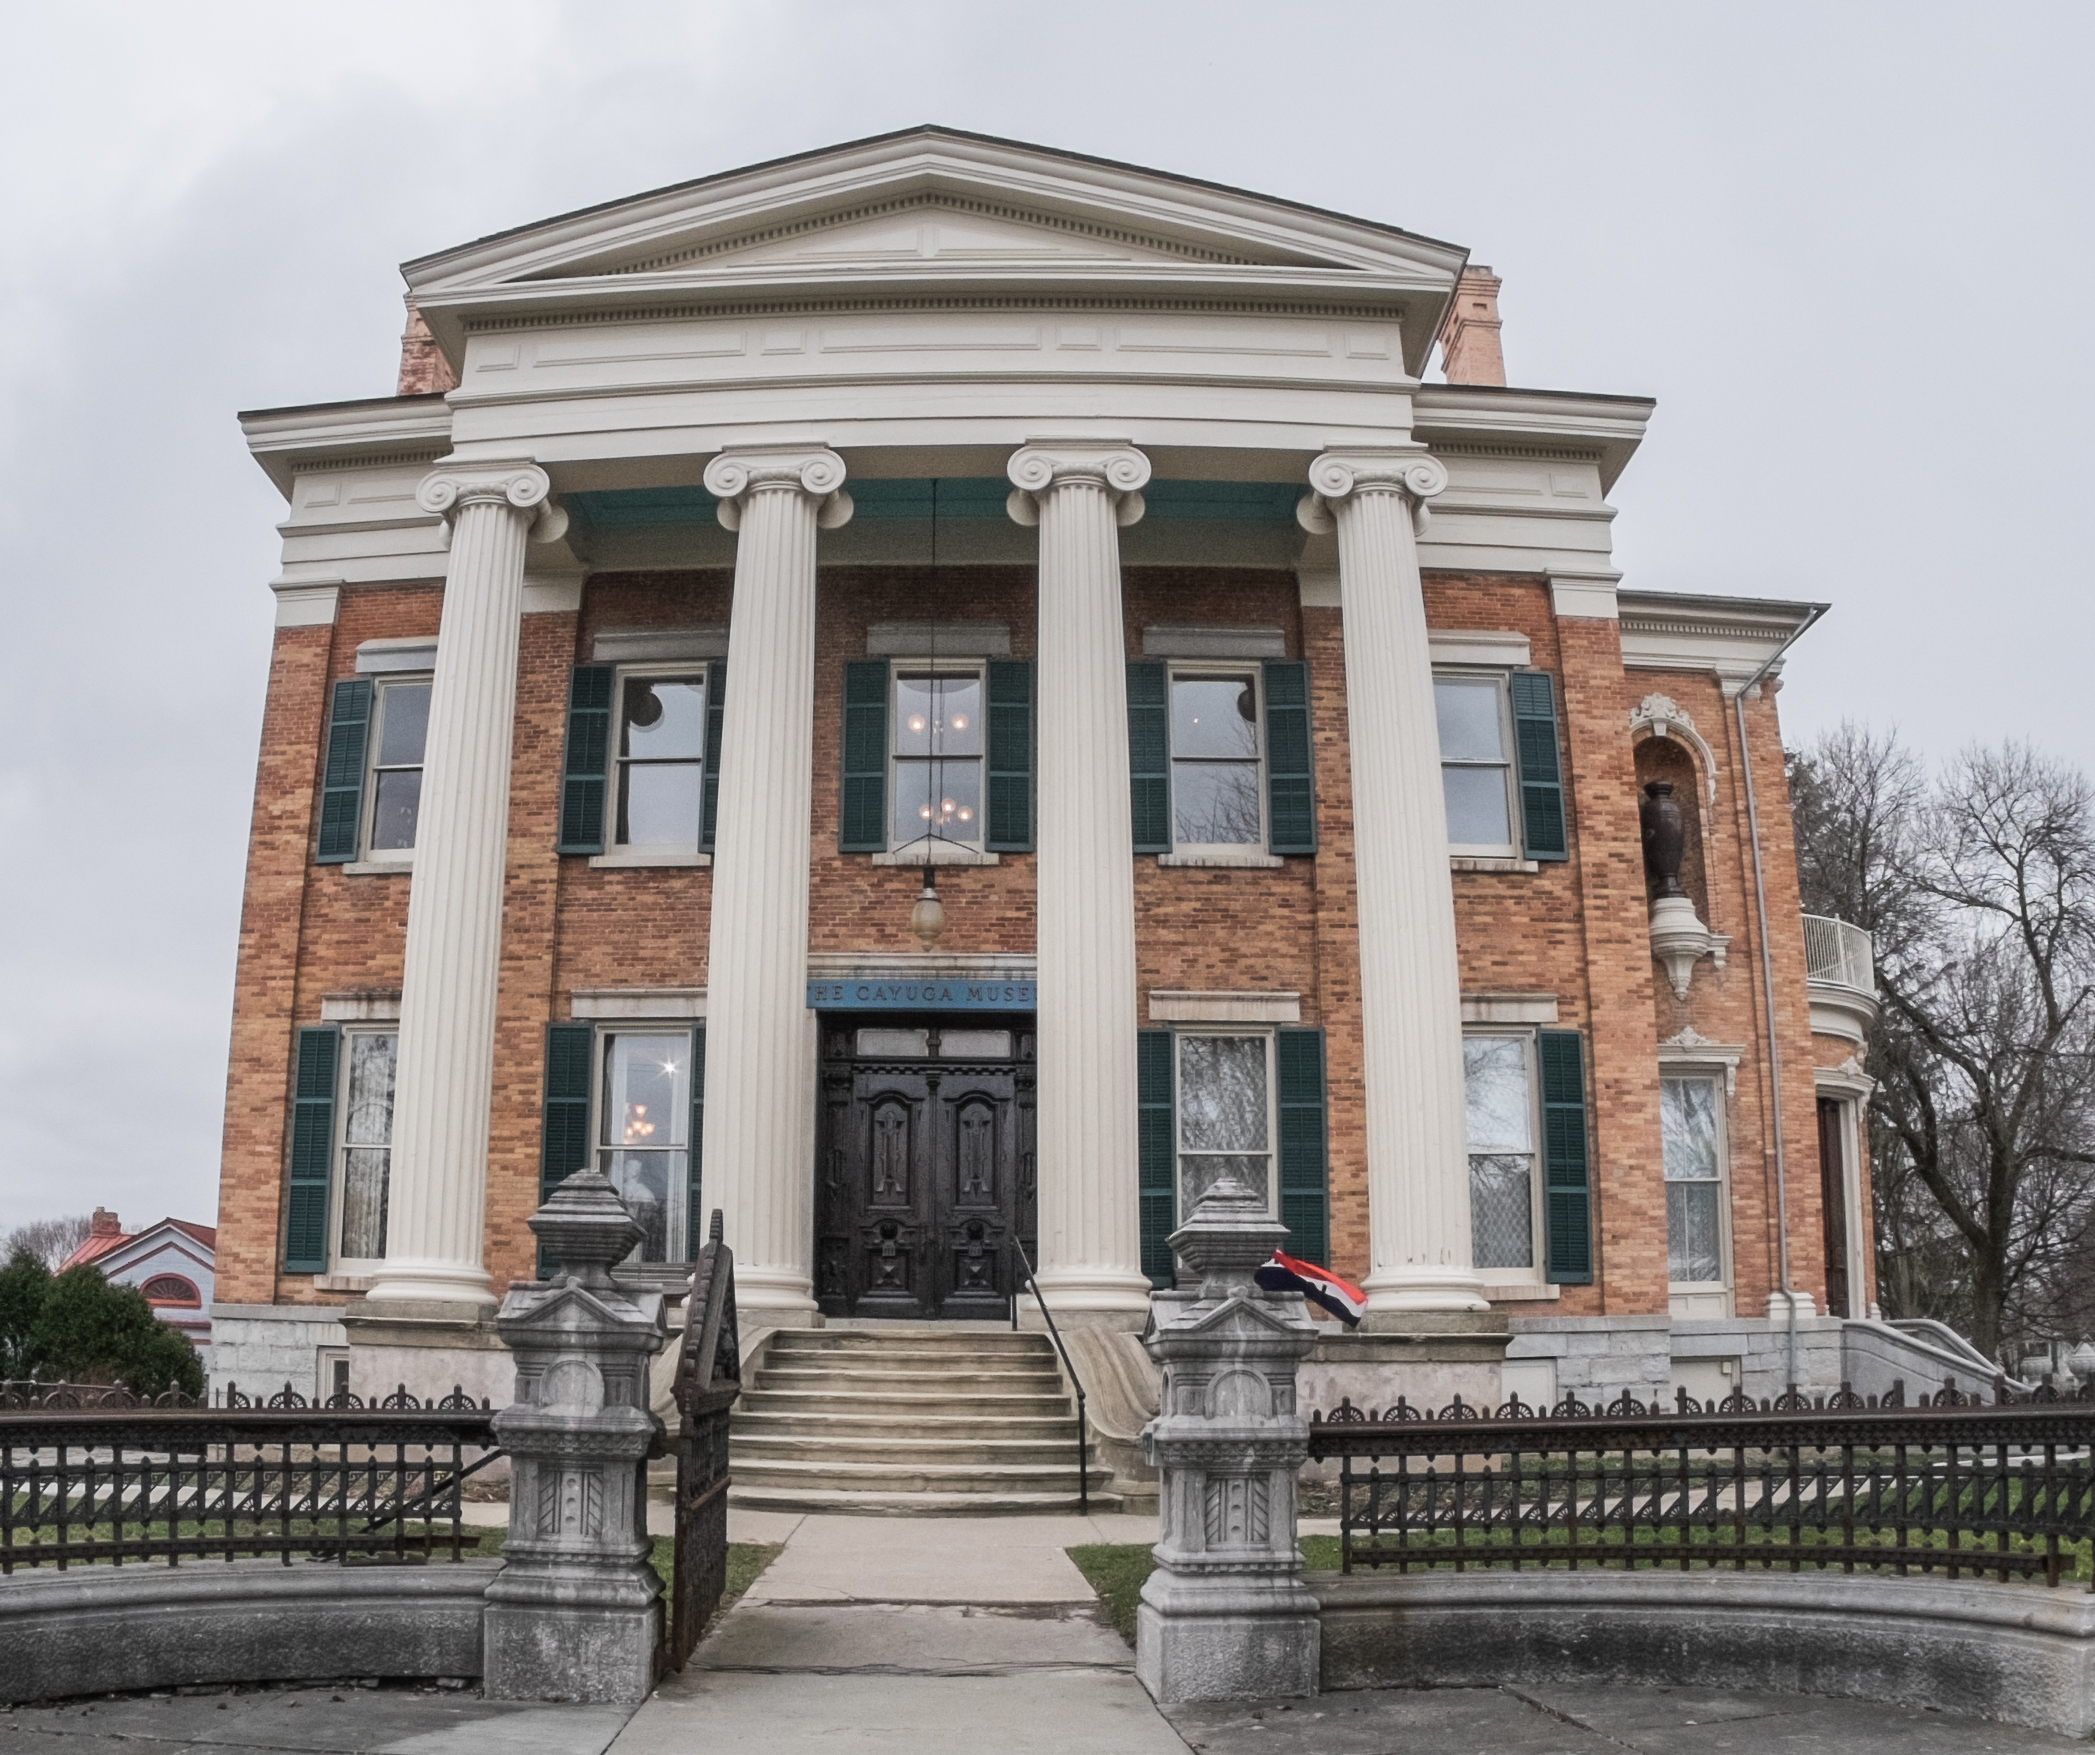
[1175, 1031, 1275, 1217]
[365, 679, 431, 857]
[1170, 669, 1263, 848]
[1434, 673, 1517, 854]
[1465, 1035, 1540, 1275]
[615, 672, 708, 849]
[892, 667, 983, 851]
[1662, 1075, 1727, 1287]
[598, 1032, 692, 1264]
[139, 1274, 200, 1305]
[334, 1029, 396, 1264]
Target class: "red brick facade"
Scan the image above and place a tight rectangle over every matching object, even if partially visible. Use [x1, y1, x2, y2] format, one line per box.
[214, 563, 1847, 1318]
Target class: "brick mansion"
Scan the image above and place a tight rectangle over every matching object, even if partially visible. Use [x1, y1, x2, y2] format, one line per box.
[208, 127, 1887, 1413]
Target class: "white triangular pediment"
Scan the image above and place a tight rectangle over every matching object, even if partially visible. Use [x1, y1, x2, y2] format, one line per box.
[677, 201, 1224, 273]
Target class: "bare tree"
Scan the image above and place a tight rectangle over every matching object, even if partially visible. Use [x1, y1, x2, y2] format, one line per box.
[2, 1215, 94, 1271]
[1791, 730, 2095, 1361]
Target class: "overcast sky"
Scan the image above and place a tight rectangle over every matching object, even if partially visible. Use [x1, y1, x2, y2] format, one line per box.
[0, 1, 2087, 1231]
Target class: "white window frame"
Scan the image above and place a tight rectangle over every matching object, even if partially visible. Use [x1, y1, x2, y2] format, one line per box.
[889, 657, 988, 857]
[611, 664, 712, 854]
[361, 673, 433, 865]
[1432, 667, 1520, 858]
[1661, 1071, 1734, 1317]
[1172, 1026, 1280, 1223]
[592, 1021, 697, 1268]
[1166, 661, 1268, 856]
[1462, 1029, 1547, 1290]
[327, 1023, 398, 1274]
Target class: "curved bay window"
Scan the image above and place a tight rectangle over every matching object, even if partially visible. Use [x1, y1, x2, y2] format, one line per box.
[598, 1032, 692, 1262]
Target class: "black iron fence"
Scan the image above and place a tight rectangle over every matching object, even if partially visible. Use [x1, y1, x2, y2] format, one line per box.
[1, 1386, 499, 1572]
[1306, 1380, 2095, 1588]
[669, 1211, 740, 1671]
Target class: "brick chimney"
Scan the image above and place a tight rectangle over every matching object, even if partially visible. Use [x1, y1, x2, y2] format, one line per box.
[1437, 266, 1506, 386]
[89, 1208, 121, 1237]
[396, 296, 459, 398]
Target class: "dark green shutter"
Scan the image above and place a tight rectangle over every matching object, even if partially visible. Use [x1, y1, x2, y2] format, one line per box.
[1263, 660, 1315, 856]
[1128, 661, 1171, 854]
[316, 679, 372, 864]
[1276, 1028, 1330, 1265]
[557, 667, 613, 855]
[841, 659, 889, 852]
[1540, 1029, 1592, 1284]
[701, 661, 726, 852]
[1138, 1029, 1176, 1287]
[1512, 670, 1568, 861]
[540, 1022, 594, 1204]
[986, 659, 1033, 852]
[283, 1026, 339, 1272]
[686, 1024, 706, 1260]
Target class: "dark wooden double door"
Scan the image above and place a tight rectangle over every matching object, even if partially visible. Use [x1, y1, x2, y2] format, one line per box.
[815, 1019, 1036, 1320]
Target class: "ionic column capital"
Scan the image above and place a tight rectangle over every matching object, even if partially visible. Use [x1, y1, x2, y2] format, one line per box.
[1006, 440, 1151, 528]
[703, 445, 853, 532]
[417, 458, 568, 543]
[1297, 448, 1448, 538]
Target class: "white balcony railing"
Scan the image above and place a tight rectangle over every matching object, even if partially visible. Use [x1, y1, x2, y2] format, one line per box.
[1803, 914, 1876, 995]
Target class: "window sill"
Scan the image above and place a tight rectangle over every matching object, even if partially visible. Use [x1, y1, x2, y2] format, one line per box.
[340, 860, 412, 877]
[1451, 855, 1540, 874]
[1157, 851, 1286, 870]
[872, 844, 1001, 866]
[1484, 1281, 1561, 1303]
[314, 1272, 378, 1293]
[588, 850, 711, 869]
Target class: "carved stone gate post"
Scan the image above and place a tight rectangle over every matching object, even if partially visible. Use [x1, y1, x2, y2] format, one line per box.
[1137, 1176, 1319, 1702]
[483, 1171, 668, 1704]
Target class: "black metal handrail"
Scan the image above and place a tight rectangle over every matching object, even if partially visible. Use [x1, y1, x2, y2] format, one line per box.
[0, 1402, 500, 1572]
[1306, 1380, 2095, 1587]
[1010, 1235, 1088, 1515]
[669, 1210, 741, 1671]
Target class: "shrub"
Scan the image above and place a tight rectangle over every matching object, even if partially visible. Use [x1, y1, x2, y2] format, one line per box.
[8, 1260, 203, 1397]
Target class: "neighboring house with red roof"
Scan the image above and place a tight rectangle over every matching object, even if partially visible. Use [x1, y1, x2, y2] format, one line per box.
[61, 1209, 216, 1361]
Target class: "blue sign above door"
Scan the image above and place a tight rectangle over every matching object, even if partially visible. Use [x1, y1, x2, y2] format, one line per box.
[806, 978, 1036, 1012]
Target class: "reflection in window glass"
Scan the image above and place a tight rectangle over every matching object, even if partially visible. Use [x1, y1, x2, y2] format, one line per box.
[1662, 1076, 1724, 1284]
[1464, 1036, 1534, 1270]
[1435, 675, 1514, 851]
[893, 672, 984, 848]
[616, 675, 707, 847]
[1177, 1034, 1271, 1214]
[369, 682, 431, 852]
[856, 1028, 930, 1058]
[339, 1032, 396, 1260]
[939, 1030, 1011, 1059]
[599, 1033, 691, 1263]
[1171, 674, 1261, 846]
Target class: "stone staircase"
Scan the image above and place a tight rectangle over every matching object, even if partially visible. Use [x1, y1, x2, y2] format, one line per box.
[728, 1325, 1122, 1515]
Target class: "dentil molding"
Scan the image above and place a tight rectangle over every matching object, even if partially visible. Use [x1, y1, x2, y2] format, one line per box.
[703, 445, 853, 531]
[1005, 441, 1151, 528]
[1296, 449, 1449, 539]
[415, 458, 568, 545]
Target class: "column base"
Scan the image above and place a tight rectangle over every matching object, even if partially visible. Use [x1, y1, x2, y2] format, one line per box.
[1361, 1266, 1490, 1315]
[1026, 1269, 1155, 1330]
[733, 1266, 822, 1326]
[360, 1258, 495, 1309]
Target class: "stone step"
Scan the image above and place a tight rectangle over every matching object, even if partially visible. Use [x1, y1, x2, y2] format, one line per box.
[733, 1409, 1080, 1441]
[730, 1456, 1114, 1496]
[769, 1328, 1048, 1348]
[727, 1484, 1124, 1517]
[753, 1366, 1065, 1391]
[756, 1346, 1062, 1373]
[732, 1433, 1088, 1466]
[739, 1388, 1074, 1418]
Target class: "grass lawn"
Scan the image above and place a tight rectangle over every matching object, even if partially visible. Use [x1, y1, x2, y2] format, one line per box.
[1066, 1540, 1344, 1646]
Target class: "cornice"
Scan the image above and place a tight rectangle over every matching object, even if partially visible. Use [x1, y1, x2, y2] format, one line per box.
[1617, 591, 1827, 695]
[239, 396, 455, 500]
[1411, 385, 1653, 492]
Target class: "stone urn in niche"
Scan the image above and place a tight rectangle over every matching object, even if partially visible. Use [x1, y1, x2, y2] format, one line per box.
[1641, 779, 1726, 1000]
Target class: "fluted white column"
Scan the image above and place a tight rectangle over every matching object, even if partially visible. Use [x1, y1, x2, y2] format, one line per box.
[369, 460, 565, 1308]
[1300, 450, 1487, 1314]
[700, 446, 852, 1319]
[1008, 441, 1154, 1319]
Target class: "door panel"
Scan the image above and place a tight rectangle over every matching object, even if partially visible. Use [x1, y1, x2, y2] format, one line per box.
[816, 1020, 1034, 1319]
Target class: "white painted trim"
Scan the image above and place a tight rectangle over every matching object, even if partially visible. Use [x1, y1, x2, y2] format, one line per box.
[341, 859, 412, 877]
[1451, 855, 1539, 874]
[1142, 624, 1287, 660]
[1158, 851, 1285, 869]
[588, 849, 711, 869]
[1549, 570, 1622, 620]
[1814, 1058, 1876, 1102]
[356, 637, 438, 675]
[321, 992, 402, 1022]
[1427, 628, 1531, 669]
[1148, 990, 1302, 1024]
[867, 621, 1011, 658]
[571, 986, 707, 1020]
[1810, 988, 1878, 1047]
[1618, 590, 1824, 695]
[522, 573, 585, 615]
[1658, 1030, 1745, 1099]
[273, 582, 341, 628]
[1461, 992, 1559, 1025]
[592, 626, 728, 663]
